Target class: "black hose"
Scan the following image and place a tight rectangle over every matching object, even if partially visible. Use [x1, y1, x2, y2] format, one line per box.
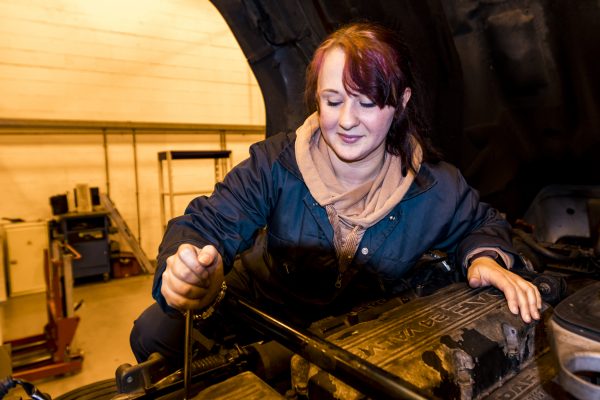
[0, 377, 51, 400]
[513, 229, 573, 262]
[0, 376, 17, 398]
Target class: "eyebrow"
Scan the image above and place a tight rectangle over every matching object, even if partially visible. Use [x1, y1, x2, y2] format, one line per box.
[319, 89, 341, 95]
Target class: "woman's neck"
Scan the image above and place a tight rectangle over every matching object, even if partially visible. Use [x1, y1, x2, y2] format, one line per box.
[328, 147, 386, 190]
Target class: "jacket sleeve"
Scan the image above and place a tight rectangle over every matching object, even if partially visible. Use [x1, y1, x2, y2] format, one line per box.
[151, 140, 277, 311]
[433, 166, 518, 275]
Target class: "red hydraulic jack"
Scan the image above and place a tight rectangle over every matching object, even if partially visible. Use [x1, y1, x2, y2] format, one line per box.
[6, 241, 83, 381]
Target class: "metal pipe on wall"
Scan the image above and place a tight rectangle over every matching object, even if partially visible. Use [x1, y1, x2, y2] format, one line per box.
[102, 128, 111, 198]
[132, 128, 142, 242]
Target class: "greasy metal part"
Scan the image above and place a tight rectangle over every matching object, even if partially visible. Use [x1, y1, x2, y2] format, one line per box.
[487, 351, 563, 399]
[227, 295, 427, 400]
[453, 349, 475, 399]
[113, 345, 255, 399]
[183, 310, 193, 399]
[550, 320, 600, 400]
[294, 284, 547, 399]
[290, 354, 310, 397]
[115, 353, 169, 394]
[502, 323, 521, 364]
[550, 282, 600, 400]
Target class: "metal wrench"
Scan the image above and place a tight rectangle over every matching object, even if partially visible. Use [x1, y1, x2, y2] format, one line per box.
[183, 309, 193, 399]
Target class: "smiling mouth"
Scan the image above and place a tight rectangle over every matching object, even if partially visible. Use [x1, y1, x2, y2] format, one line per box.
[338, 133, 362, 144]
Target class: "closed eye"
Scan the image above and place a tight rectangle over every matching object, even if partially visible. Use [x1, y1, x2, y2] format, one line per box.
[360, 101, 376, 108]
[327, 100, 342, 107]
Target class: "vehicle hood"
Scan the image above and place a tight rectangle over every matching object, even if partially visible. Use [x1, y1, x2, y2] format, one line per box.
[210, 0, 600, 221]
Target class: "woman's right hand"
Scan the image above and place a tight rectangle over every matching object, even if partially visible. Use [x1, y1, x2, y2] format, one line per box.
[160, 243, 224, 312]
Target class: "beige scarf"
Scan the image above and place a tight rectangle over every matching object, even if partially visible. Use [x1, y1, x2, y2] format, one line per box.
[295, 113, 422, 273]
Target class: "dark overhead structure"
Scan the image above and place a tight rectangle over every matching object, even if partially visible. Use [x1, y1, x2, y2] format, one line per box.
[210, 0, 600, 221]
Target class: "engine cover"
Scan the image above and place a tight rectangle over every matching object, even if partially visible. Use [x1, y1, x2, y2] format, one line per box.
[292, 283, 549, 399]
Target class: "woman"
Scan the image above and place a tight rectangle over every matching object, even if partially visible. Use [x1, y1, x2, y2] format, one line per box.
[131, 22, 541, 368]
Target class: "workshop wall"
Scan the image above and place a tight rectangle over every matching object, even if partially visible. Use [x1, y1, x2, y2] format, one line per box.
[0, 0, 264, 124]
[0, 0, 265, 262]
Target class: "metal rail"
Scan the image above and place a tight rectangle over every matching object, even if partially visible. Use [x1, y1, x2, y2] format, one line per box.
[0, 118, 264, 134]
[227, 295, 428, 400]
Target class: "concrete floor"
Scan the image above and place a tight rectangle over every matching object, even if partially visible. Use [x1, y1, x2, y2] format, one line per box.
[1, 273, 154, 398]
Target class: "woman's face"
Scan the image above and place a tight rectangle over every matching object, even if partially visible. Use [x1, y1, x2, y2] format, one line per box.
[317, 47, 397, 164]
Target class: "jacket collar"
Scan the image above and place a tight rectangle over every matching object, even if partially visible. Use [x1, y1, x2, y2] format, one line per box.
[277, 132, 303, 179]
[403, 162, 437, 201]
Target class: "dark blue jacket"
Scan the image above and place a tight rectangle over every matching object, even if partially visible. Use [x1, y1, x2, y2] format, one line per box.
[153, 131, 515, 312]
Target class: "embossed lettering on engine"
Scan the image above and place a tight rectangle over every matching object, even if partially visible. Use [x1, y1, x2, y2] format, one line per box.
[331, 285, 505, 363]
[297, 283, 544, 400]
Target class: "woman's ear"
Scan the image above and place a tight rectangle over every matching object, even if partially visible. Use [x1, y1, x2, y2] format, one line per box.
[401, 87, 412, 109]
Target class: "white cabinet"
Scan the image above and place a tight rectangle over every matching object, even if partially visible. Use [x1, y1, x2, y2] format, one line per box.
[1, 221, 49, 297]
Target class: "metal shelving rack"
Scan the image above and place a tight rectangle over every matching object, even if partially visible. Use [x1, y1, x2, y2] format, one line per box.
[158, 150, 231, 232]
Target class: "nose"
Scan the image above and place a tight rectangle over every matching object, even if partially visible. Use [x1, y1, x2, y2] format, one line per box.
[339, 102, 359, 131]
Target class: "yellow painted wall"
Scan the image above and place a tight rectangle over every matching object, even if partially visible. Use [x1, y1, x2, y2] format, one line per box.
[0, 0, 266, 263]
[0, 0, 264, 124]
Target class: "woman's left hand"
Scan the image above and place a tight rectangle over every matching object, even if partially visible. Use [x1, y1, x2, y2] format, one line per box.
[467, 257, 542, 323]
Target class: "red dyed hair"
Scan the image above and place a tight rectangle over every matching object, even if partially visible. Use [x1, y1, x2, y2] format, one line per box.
[305, 22, 439, 172]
